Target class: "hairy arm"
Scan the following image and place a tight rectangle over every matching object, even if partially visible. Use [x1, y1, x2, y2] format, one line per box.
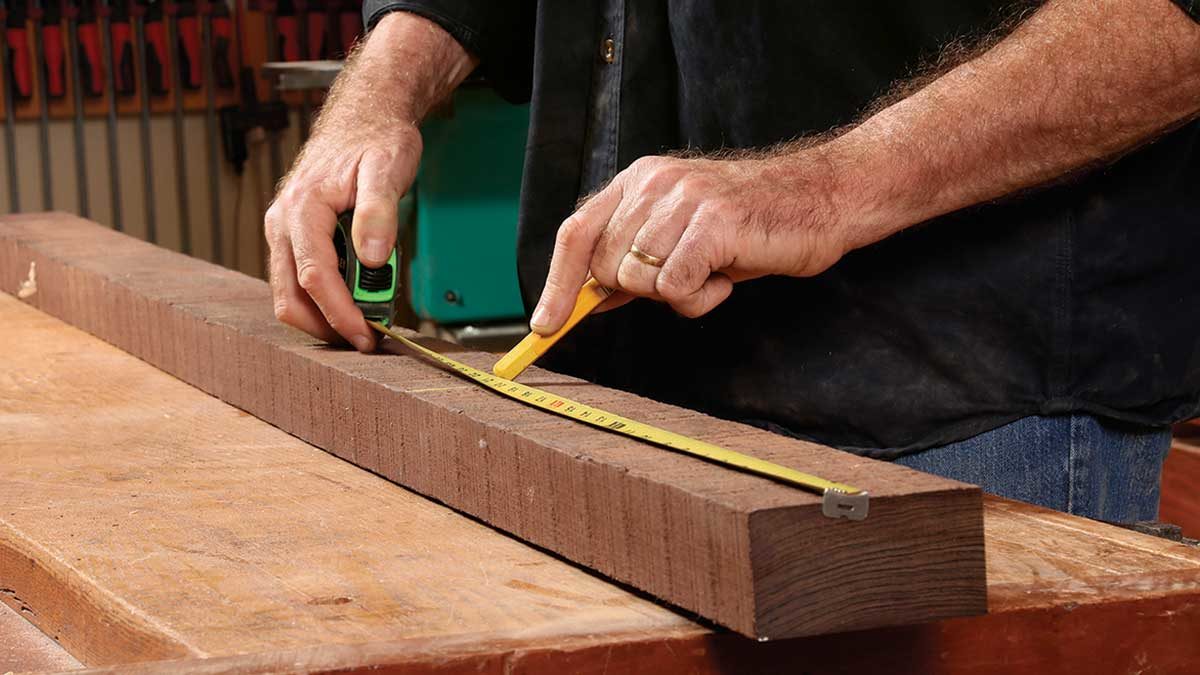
[833, 0, 1200, 253]
[532, 0, 1200, 331]
[267, 12, 477, 350]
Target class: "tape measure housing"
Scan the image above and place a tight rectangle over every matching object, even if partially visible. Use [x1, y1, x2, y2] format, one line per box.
[335, 213, 399, 327]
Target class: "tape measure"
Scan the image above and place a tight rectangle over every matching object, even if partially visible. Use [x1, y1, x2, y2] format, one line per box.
[334, 212, 399, 327]
[367, 319, 869, 521]
[332, 212, 867, 520]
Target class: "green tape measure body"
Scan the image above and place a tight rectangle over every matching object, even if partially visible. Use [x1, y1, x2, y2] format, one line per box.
[335, 213, 399, 326]
[367, 320, 869, 521]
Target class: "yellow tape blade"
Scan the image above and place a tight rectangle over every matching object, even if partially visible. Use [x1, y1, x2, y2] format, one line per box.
[368, 321, 867, 513]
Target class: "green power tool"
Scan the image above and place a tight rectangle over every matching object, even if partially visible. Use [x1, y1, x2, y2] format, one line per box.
[334, 212, 399, 327]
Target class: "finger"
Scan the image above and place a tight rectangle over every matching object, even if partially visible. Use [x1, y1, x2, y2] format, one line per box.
[666, 273, 734, 318]
[290, 196, 377, 351]
[589, 189, 654, 289]
[269, 233, 341, 343]
[655, 217, 736, 318]
[615, 192, 697, 297]
[351, 148, 411, 268]
[530, 184, 624, 334]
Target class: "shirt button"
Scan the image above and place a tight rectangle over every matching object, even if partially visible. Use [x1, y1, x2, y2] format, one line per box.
[602, 37, 616, 64]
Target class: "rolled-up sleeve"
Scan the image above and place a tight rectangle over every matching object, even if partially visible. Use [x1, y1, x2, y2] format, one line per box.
[362, 0, 535, 103]
[1171, 0, 1200, 22]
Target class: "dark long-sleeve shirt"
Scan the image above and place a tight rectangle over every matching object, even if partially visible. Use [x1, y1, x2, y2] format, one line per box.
[363, 0, 1200, 457]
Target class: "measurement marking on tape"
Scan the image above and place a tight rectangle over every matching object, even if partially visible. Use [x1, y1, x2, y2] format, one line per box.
[368, 321, 869, 520]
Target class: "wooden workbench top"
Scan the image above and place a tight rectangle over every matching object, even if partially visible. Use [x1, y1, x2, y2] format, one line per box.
[3, 291, 1200, 673]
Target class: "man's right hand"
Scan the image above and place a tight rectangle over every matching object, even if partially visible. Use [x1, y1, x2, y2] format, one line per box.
[266, 11, 477, 352]
[266, 114, 422, 352]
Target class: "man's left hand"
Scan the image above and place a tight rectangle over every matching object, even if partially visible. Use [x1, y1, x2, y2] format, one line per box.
[529, 153, 848, 334]
[530, 0, 1200, 337]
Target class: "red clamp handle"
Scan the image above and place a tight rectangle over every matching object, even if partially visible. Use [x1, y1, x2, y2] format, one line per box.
[211, 10, 232, 88]
[76, 19, 104, 95]
[110, 17, 134, 94]
[144, 15, 167, 94]
[276, 13, 298, 61]
[43, 21, 66, 98]
[335, 1, 359, 57]
[177, 13, 199, 87]
[305, 9, 324, 59]
[6, 25, 33, 99]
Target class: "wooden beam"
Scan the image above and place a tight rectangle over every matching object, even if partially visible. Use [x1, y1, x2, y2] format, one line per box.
[64, 572, 1200, 675]
[0, 291, 698, 667]
[4, 291, 1200, 673]
[0, 602, 82, 672]
[0, 213, 986, 639]
[1161, 439, 1200, 538]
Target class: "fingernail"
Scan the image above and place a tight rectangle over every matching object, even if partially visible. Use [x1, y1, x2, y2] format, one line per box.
[530, 305, 549, 330]
[360, 238, 389, 264]
[351, 335, 372, 352]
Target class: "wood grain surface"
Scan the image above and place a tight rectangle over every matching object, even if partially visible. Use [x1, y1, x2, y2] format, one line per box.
[0, 213, 986, 639]
[0, 292, 699, 668]
[0, 601, 81, 673]
[4, 290, 1200, 674]
[1161, 439, 1200, 538]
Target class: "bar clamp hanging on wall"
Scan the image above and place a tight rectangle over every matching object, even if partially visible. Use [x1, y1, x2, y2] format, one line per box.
[5, 0, 33, 100]
[218, 61, 288, 174]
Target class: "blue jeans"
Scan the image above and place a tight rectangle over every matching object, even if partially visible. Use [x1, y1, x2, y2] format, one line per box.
[894, 415, 1171, 523]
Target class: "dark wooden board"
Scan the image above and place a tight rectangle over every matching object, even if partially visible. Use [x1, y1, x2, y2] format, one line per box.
[0, 212, 986, 639]
[4, 291, 1200, 674]
[0, 292, 696, 668]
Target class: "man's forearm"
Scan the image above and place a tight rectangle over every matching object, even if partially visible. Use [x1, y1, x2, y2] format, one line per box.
[817, 0, 1200, 253]
[267, 10, 478, 352]
[529, 0, 1200, 329]
[314, 11, 478, 137]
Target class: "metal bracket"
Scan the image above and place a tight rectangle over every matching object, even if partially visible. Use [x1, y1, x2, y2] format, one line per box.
[822, 488, 870, 521]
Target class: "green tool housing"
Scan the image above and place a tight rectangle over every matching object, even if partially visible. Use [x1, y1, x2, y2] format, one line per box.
[335, 213, 399, 327]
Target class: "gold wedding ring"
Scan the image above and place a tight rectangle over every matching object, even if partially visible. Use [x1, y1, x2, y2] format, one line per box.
[629, 244, 666, 268]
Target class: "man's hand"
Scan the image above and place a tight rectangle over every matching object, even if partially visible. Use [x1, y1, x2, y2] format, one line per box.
[266, 12, 476, 351]
[531, 153, 847, 333]
[533, 0, 1200, 335]
[266, 114, 422, 352]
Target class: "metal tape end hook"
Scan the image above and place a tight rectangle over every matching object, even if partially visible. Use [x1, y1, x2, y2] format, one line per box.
[822, 488, 870, 521]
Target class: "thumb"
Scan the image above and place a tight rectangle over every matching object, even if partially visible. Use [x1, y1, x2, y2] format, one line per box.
[351, 150, 407, 268]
